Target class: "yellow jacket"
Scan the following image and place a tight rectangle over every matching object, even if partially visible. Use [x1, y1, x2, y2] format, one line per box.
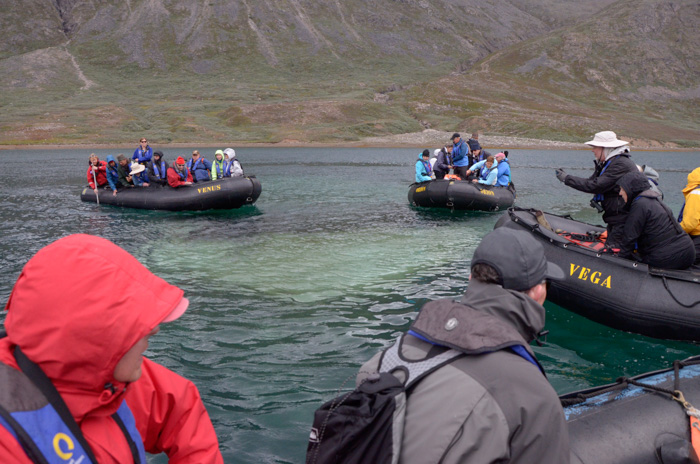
[681, 167, 700, 236]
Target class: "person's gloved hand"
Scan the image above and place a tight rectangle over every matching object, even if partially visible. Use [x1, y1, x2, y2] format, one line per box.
[555, 168, 568, 183]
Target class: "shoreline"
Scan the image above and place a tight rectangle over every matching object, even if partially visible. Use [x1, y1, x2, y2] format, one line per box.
[0, 130, 696, 152]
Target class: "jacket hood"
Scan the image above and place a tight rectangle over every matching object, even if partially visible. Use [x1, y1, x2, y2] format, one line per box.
[618, 171, 652, 204]
[106, 155, 116, 163]
[2, 234, 184, 420]
[604, 145, 630, 161]
[223, 148, 236, 159]
[408, 280, 544, 358]
[684, 167, 700, 194]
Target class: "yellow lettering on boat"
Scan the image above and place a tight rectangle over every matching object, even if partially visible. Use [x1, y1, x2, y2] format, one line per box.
[569, 263, 611, 288]
[197, 185, 221, 194]
[480, 190, 495, 196]
[416, 187, 426, 193]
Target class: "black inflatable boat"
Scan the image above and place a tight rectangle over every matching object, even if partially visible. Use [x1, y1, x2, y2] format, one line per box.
[495, 208, 700, 341]
[563, 355, 700, 464]
[408, 179, 515, 211]
[81, 176, 262, 211]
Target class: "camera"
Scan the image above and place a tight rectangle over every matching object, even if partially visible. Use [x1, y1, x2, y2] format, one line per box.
[590, 198, 604, 213]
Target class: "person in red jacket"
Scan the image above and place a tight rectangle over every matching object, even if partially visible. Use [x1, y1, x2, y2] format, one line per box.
[167, 156, 194, 188]
[86, 153, 108, 193]
[0, 234, 223, 464]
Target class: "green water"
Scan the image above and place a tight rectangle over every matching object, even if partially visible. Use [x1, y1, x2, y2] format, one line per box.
[0, 147, 698, 462]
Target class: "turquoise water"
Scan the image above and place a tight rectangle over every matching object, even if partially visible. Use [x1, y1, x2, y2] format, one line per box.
[0, 147, 698, 462]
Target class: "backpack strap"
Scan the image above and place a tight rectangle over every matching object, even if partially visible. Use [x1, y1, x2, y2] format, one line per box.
[379, 334, 464, 390]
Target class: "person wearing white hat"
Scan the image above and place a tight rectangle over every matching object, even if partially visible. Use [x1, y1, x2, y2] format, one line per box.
[554, 131, 638, 246]
[129, 161, 150, 187]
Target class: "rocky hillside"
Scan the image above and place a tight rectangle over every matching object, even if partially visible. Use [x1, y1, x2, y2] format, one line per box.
[0, 0, 697, 147]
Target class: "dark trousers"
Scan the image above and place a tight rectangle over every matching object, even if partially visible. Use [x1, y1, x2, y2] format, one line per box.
[434, 171, 447, 180]
[454, 166, 469, 180]
[605, 224, 626, 249]
[692, 235, 700, 266]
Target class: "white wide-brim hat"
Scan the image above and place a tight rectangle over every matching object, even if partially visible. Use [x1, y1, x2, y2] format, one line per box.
[129, 163, 145, 175]
[584, 131, 629, 148]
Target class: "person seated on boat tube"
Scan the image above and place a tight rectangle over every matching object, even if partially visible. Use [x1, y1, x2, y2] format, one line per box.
[211, 149, 227, 180]
[466, 155, 499, 186]
[167, 156, 194, 188]
[679, 167, 700, 267]
[132, 137, 153, 164]
[117, 154, 136, 188]
[616, 171, 695, 269]
[433, 147, 452, 179]
[187, 150, 212, 183]
[415, 149, 433, 183]
[223, 148, 244, 177]
[0, 234, 224, 463]
[105, 155, 120, 196]
[494, 152, 511, 187]
[86, 153, 108, 194]
[129, 161, 150, 187]
[354, 228, 569, 464]
[450, 133, 471, 179]
[555, 131, 638, 247]
[147, 150, 169, 186]
[636, 164, 663, 200]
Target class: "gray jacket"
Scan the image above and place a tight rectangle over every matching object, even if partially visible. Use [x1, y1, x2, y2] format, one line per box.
[357, 279, 569, 464]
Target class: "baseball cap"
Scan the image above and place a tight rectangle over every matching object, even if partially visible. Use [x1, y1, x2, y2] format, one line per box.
[451, 133, 460, 140]
[471, 228, 564, 291]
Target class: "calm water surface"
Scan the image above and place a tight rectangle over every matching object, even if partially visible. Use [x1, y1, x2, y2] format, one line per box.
[1, 147, 699, 463]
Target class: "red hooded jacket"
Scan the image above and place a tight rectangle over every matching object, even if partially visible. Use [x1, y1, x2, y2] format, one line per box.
[0, 235, 223, 463]
[167, 166, 193, 188]
[87, 161, 108, 189]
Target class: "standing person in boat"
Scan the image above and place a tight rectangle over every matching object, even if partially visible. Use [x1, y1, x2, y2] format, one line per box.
[211, 150, 228, 180]
[105, 155, 120, 196]
[679, 167, 700, 266]
[223, 148, 244, 177]
[132, 137, 153, 164]
[167, 156, 194, 188]
[147, 150, 169, 186]
[117, 154, 135, 188]
[616, 171, 695, 269]
[467, 131, 481, 153]
[415, 149, 433, 183]
[555, 131, 637, 247]
[0, 234, 224, 463]
[187, 150, 212, 183]
[433, 146, 452, 179]
[129, 162, 150, 187]
[466, 155, 498, 186]
[450, 133, 471, 180]
[354, 228, 569, 464]
[494, 152, 511, 187]
[86, 153, 108, 193]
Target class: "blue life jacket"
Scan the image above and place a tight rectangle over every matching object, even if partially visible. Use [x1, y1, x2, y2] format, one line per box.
[0, 346, 146, 464]
[592, 159, 613, 202]
[480, 164, 495, 181]
[152, 161, 167, 179]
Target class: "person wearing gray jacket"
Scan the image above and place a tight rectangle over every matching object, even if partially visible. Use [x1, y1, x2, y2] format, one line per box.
[357, 227, 570, 464]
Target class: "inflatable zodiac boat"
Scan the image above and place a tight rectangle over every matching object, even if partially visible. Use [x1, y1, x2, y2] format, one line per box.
[81, 176, 262, 211]
[563, 355, 700, 463]
[495, 208, 700, 341]
[408, 179, 515, 211]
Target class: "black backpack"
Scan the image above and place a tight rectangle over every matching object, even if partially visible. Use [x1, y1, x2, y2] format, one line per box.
[306, 335, 463, 464]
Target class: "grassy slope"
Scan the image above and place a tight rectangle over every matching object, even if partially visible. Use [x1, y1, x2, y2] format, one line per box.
[0, 0, 697, 147]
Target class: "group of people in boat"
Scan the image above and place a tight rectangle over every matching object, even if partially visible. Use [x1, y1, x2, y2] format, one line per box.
[414, 132, 511, 187]
[87, 137, 244, 196]
[555, 131, 699, 270]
